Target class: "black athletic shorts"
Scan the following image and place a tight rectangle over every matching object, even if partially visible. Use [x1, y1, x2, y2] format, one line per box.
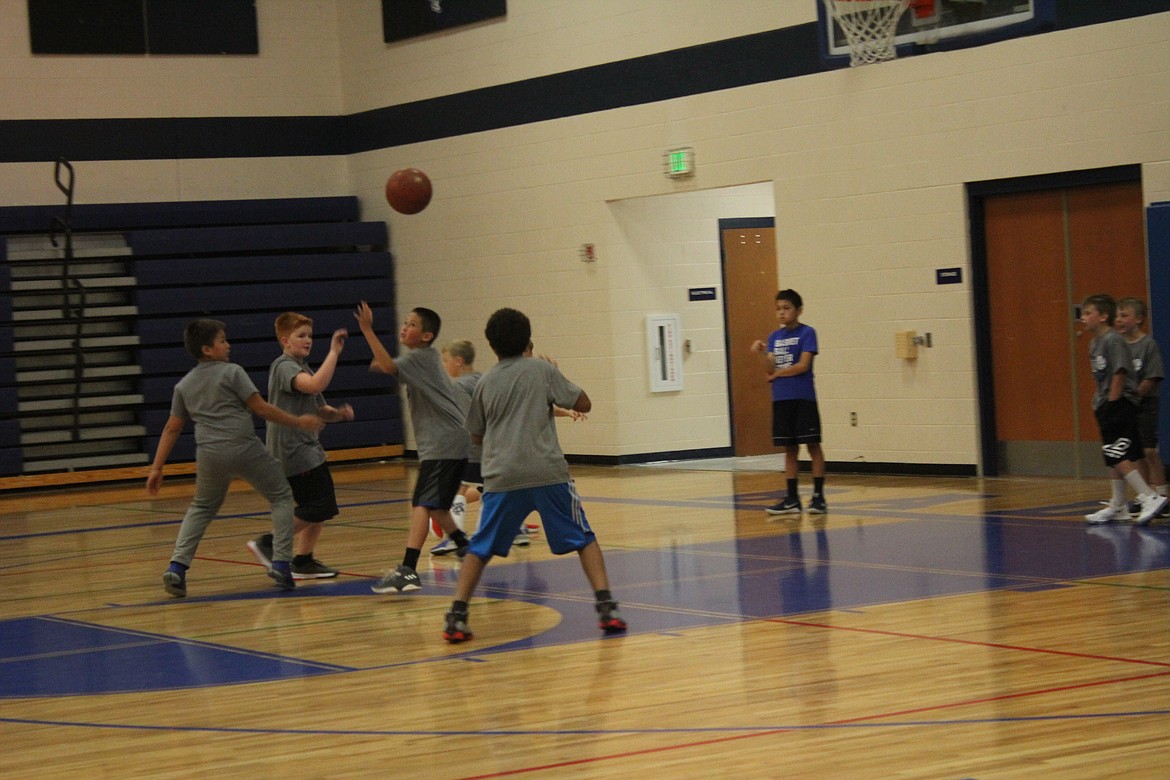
[1136, 396, 1160, 450]
[772, 399, 822, 446]
[1094, 399, 1144, 467]
[288, 462, 339, 523]
[413, 458, 466, 510]
[461, 460, 483, 488]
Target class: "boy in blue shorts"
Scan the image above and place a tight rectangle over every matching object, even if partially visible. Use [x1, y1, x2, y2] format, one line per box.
[356, 302, 472, 592]
[246, 312, 355, 580]
[1081, 294, 1168, 525]
[751, 289, 827, 515]
[147, 318, 326, 597]
[442, 307, 627, 643]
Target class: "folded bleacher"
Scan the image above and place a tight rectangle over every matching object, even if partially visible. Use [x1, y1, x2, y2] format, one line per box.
[0, 196, 403, 482]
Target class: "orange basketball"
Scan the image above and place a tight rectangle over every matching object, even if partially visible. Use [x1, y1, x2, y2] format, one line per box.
[384, 168, 433, 214]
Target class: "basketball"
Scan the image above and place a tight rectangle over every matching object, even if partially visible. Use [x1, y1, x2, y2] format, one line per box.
[384, 168, 432, 214]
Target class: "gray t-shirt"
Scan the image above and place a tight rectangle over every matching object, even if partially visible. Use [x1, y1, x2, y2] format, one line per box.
[170, 360, 260, 450]
[1089, 328, 1138, 410]
[266, 353, 326, 476]
[467, 356, 582, 492]
[395, 346, 469, 460]
[1127, 333, 1165, 384]
[452, 371, 483, 464]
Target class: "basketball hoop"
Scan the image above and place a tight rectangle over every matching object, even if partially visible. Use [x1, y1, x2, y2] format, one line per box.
[822, 0, 911, 66]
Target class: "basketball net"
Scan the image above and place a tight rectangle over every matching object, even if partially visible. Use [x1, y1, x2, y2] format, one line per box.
[822, 0, 911, 67]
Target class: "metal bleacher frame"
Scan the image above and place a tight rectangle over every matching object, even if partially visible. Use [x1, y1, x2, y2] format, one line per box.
[0, 191, 404, 490]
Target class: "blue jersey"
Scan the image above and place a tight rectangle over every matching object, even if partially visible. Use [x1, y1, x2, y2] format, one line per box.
[768, 323, 818, 402]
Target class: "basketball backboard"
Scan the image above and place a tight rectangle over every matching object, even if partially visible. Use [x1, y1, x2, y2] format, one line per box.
[818, 0, 1055, 65]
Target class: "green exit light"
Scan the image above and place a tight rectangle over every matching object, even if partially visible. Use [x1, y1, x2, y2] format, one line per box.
[666, 147, 694, 178]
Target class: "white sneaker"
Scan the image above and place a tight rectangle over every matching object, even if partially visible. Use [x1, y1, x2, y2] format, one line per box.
[1085, 504, 1129, 524]
[1134, 493, 1170, 526]
[513, 527, 531, 547]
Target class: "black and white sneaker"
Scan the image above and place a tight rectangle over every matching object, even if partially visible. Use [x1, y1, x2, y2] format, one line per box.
[371, 564, 421, 594]
[766, 497, 802, 515]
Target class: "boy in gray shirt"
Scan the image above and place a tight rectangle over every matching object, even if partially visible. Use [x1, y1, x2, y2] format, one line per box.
[246, 312, 355, 580]
[1080, 295, 1168, 525]
[147, 319, 326, 597]
[356, 302, 471, 592]
[442, 307, 627, 643]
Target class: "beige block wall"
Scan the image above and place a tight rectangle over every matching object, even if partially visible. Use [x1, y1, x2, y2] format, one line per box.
[3, 1, 1168, 466]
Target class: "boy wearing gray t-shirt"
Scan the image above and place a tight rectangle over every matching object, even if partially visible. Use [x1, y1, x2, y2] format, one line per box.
[441, 307, 627, 644]
[246, 312, 355, 581]
[147, 319, 326, 597]
[356, 302, 472, 593]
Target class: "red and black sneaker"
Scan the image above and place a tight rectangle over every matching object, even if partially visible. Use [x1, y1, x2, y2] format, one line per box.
[596, 600, 628, 634]
[443, 610, 473, 644]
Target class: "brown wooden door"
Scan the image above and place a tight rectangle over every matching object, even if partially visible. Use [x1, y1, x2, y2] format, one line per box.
[721, 222, 779, 456]
[985, 181, 1146, 476]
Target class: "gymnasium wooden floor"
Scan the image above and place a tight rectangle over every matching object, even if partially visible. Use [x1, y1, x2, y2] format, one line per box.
[3, 460, 1168, 778]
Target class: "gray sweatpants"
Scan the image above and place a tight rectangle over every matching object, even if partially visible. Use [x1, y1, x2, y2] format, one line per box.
[169, 438, 294, 567]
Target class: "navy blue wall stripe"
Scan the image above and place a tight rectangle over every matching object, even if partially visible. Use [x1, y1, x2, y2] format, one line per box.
[0, 2, 1167, 165]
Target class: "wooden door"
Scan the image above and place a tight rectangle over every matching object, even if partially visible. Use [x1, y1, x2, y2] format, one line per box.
[985, 181, 1146, 476]
[720, 219, 779, 456]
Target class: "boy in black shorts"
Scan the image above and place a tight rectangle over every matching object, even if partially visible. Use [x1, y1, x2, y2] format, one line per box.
[247, 312, 354, 579]
[1081, 294, 1168, 525]
[356, 302, 472, 592]
[750, 289, 827, 515]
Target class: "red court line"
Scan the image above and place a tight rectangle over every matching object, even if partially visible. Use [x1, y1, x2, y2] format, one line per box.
[457, 667, 1170, 779]
[770, 617, 1170, 668]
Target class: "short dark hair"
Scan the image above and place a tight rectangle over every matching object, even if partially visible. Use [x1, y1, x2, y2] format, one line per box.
[776, 289, 803, 309]
[184, 318, 225, 360]
[484, 308, 531, 358]
[1082, 293, 1116, 324]
[413, 307, 442, 341]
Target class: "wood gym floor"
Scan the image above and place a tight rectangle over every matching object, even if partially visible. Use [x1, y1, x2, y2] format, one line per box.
[2, 460, 1168, 778]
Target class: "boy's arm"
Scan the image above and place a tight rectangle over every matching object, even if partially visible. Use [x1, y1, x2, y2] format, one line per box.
[245, 393, 326, 432]
[293, 328, 347, 395]
[1137, 377, 1160, 398]
[355, 302, 398, 375]
[553, 406, 587, 421]
[318, 403, 355, 423]
[1108, 369, 1127, 402]
[767, 351, 815, 380]
[146, 415, 186, 495]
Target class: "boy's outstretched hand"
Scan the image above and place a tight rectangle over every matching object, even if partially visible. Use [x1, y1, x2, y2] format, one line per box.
[298, 413, 326, 432]
[355, 302, 374, 332]
[330, 328, 348, 354]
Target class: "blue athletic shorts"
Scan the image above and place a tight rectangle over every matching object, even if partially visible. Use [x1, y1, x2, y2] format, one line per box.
[468, 482, 595, 560]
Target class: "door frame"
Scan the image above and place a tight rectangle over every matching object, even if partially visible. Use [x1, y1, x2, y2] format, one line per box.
[967, 164, 1142, 477]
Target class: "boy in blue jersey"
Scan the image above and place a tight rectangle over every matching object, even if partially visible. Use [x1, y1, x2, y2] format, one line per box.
[751, 289, 827, 515]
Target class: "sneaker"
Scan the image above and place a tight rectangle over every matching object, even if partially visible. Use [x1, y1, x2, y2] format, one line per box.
[1134, 493, 1170, 526]
[246, 534, 274, 568]
[596, 600, 628, 634]
[1128, 500, 1141, 517]
[291, 557, 339, 580]
[443, 610, 473, 643]
[1085, 504, 1130, 524]
[766, 496, 802, 515]
[267, 560, 295, 591]
[371, 564, 421, 594]
[513, 526, 531, 547]
[808, 494, 827, 514]
[162, 567, 186, 598]
[430, 536, 458, 556]
[1160, 497, 1170, 518]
